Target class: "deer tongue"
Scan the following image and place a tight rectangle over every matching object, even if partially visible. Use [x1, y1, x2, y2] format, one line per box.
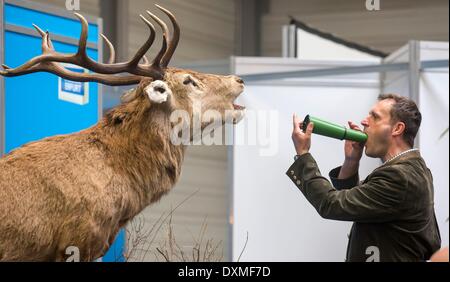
[233, 104, 245, 110]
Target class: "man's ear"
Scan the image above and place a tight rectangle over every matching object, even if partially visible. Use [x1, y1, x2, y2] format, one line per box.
[392, 121, 406, 137]
[144, 80, 172, 104]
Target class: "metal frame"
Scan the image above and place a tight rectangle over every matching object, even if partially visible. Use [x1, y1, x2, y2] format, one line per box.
[0, 0, 103, 157]
[240, 59, 449, 83]
[408, 41, 421, 103]
[408, 41, 421, 148]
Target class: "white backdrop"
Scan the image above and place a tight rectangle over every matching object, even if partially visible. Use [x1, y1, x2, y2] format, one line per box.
[419, 69, 449, 247]
[231, 79, 380, 261]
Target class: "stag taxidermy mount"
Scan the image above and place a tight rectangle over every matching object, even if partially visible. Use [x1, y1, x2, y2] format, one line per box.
[0, 5, 245, 261]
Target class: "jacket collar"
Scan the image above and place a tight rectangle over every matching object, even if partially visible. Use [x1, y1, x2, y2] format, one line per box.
[380, 149, 421, 168]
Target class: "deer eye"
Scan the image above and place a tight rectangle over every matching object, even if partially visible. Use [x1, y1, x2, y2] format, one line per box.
[183, 76, 198, 87]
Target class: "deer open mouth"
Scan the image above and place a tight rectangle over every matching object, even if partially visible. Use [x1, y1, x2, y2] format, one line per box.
[230, 103, 246, 124]
[229, 87, 245, 124]
[233, 103, 246, 110]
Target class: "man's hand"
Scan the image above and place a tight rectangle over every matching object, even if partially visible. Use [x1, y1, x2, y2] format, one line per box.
[344, 121, 365, 161]
[292, 114, 314, 156]
[339, 121, 365, 179]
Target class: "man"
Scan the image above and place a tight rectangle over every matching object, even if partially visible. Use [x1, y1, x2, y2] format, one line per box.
[287, 94, 441, 262]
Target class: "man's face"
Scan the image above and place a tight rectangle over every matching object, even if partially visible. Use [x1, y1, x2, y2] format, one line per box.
[361, 99, 396, 158]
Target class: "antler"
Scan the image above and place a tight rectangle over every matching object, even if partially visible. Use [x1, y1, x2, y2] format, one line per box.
[0, 5, 180, 86]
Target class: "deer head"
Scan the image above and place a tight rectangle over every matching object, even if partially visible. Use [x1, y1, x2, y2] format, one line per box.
[0, 5, 246, 138]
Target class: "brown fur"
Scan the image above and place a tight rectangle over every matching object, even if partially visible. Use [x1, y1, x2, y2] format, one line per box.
[0, 68, 244, 261]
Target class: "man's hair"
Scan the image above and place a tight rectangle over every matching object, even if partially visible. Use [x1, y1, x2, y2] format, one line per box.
[378, 94, 422, 147]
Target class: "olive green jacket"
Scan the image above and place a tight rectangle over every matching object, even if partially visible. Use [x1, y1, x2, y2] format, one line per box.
[286, 151, 441, 262]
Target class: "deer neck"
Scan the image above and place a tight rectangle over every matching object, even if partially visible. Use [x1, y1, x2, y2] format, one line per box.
[95, 105, 186, 208]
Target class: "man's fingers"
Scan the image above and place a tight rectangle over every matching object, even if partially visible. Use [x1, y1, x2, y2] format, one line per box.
[348, 121, 362, 132]
[306, 122, 314, 135]
[348, 121, 356, 128]
[293, 114, 302, 133]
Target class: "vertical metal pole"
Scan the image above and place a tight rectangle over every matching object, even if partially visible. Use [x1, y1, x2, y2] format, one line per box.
[282, 25, 289, 58]
[408, 40, 421, 148]
[227, 144, 234, 262]
[282, 24, 297, 58]
[227, 56, 236, 262]
[290, 24, 297, 58]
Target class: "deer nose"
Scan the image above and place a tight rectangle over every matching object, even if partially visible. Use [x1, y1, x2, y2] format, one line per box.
[236, 78, 244, 84]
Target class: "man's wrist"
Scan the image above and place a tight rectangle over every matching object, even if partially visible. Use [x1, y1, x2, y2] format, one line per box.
[343, 158, 360, 167]
[296, 150, 309, 156]
[339, 159, 360, 179]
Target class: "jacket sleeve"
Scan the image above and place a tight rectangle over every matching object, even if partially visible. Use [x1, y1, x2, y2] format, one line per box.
[328, 166, 359, 190]
[286, 153, 408, 223]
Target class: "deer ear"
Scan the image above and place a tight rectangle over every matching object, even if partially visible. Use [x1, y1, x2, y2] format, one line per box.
[120, 88, 138, 103]
[145, 80, 172, 104]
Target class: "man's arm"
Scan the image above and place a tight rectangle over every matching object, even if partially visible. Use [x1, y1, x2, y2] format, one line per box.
[286, 153, 407, 223]
[291, 115, 364, 189]
[329, 166, 359, 190]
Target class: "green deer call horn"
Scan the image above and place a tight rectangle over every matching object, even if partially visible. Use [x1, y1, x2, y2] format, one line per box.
[302, 115, 368, 142]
